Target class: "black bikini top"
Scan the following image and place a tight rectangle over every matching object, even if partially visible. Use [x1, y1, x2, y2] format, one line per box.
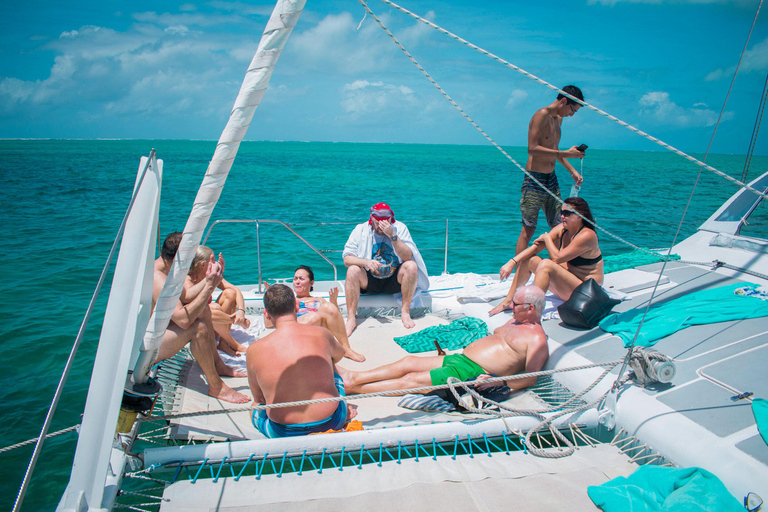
[559, 227, 603, 267]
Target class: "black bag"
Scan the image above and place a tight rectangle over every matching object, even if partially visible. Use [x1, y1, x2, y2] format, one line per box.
[557, 278, 620, 329]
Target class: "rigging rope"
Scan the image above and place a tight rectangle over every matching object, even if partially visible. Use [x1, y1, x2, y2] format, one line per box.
[357, 0, 765, 280]
[368, 0, 768, 201]
[0, 425, 79, 455]
[742, 72, 768, 183]
[610, 0, 764, 388]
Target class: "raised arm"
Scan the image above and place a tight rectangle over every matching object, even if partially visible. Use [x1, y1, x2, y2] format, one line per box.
[500, 238, 546, 281]
[545, 227, 596, 265]
[175, 254, 223, 329]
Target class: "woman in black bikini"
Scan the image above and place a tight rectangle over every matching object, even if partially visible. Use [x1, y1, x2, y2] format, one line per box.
[489, 197, 603, 315]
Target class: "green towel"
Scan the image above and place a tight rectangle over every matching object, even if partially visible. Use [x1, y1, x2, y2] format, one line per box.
[754, 398, 768, 446]
[599, 282, 768, 347]
[588, 466, 743, 512]
[394, 317, 488, 353]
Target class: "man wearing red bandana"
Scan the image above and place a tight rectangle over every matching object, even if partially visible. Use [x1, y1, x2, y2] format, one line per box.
[342, 203, 429, 336]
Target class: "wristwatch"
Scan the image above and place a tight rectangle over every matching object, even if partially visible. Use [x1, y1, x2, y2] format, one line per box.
[391, 233, 399, 241]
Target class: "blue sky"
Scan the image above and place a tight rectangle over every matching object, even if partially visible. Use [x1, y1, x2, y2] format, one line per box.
[1, 0, 767, 154]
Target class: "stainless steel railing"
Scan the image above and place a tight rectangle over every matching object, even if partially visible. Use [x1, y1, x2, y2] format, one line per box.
[203, 217, 518, 291]
[203, 219, 338, 293]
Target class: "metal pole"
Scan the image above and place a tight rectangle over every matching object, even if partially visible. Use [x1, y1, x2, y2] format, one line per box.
[257, 221, 263, 294]
[443, 219, 449, 274]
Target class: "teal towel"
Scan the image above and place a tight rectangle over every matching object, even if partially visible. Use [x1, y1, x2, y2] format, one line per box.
[754, 398, 768, 446]
[588, 466, 742, 512]
[599, 282, 768, 347]
[394, 317, 488, 353]
[603, 250, 681, 274]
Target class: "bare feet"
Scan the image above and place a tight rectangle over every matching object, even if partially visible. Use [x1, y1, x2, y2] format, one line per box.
[401, 311, 415, 329]
[345, 349, 366, 363]
[209, 383, 250, 403]
[216, 361, 247, 378]
[345, 317, 357, 337]
[219, 341, 238, 357]
[488, 301, 510, 316]
[336, 366, 355, 392]
[346, 403, 358, 420]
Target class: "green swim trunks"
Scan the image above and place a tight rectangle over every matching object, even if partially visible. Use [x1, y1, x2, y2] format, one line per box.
[430, 353, 485, 385]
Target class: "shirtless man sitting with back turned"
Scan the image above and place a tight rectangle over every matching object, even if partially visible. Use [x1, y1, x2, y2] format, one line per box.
[153, 232, 249, 404]
[246, 284, 357, 438]
[339, 286, 548, 394]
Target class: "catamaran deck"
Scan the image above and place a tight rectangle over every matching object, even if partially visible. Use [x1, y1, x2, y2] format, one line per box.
[170, 312, 548, 441]
[145, 261, 768, 510]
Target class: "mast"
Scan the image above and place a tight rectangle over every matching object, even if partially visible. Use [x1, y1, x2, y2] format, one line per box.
[58, 1, 306, 510]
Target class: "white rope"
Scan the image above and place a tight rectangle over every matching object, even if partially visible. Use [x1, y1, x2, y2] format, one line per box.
[0, 425, 79, 455]
[141, 359, 623, 422]
[370, 0, 768, 202]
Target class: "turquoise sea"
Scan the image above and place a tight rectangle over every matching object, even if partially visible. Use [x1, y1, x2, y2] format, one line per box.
[0, 139, 765, 510]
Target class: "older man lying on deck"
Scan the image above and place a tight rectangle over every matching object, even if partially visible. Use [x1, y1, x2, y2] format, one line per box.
[339, 286, 548, 394]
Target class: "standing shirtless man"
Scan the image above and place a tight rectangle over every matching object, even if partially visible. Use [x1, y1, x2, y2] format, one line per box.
[516, 85, 586, 257]
[339, 286, 548, 394]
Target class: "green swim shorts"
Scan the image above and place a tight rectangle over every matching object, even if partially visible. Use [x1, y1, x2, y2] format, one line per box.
[430, 353, 485, 386]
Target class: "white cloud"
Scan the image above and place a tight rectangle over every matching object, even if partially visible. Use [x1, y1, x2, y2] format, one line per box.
[0, 18, 247, 122]
[165, 25, 189, 35]
[340, 79, 416, 117]
[638, 91, 731, 126]
[290, 11, 426, 74]
[505, 89, 528, 110]
[706, 36, 768, 81]
[132, 11, 245, 28]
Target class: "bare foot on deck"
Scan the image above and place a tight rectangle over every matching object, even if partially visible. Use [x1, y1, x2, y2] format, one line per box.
[488, 301, 510, 316]
[209, 383, 250, 404]
[346, 403, 358, 420]
[345, 349, 366, 363]
[401, 311, 415, 329]
[336, 366, 355, 392]
[218, 341, 238, 357]
[345, 317, 357, 337]
[216, 361, 247, 378]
